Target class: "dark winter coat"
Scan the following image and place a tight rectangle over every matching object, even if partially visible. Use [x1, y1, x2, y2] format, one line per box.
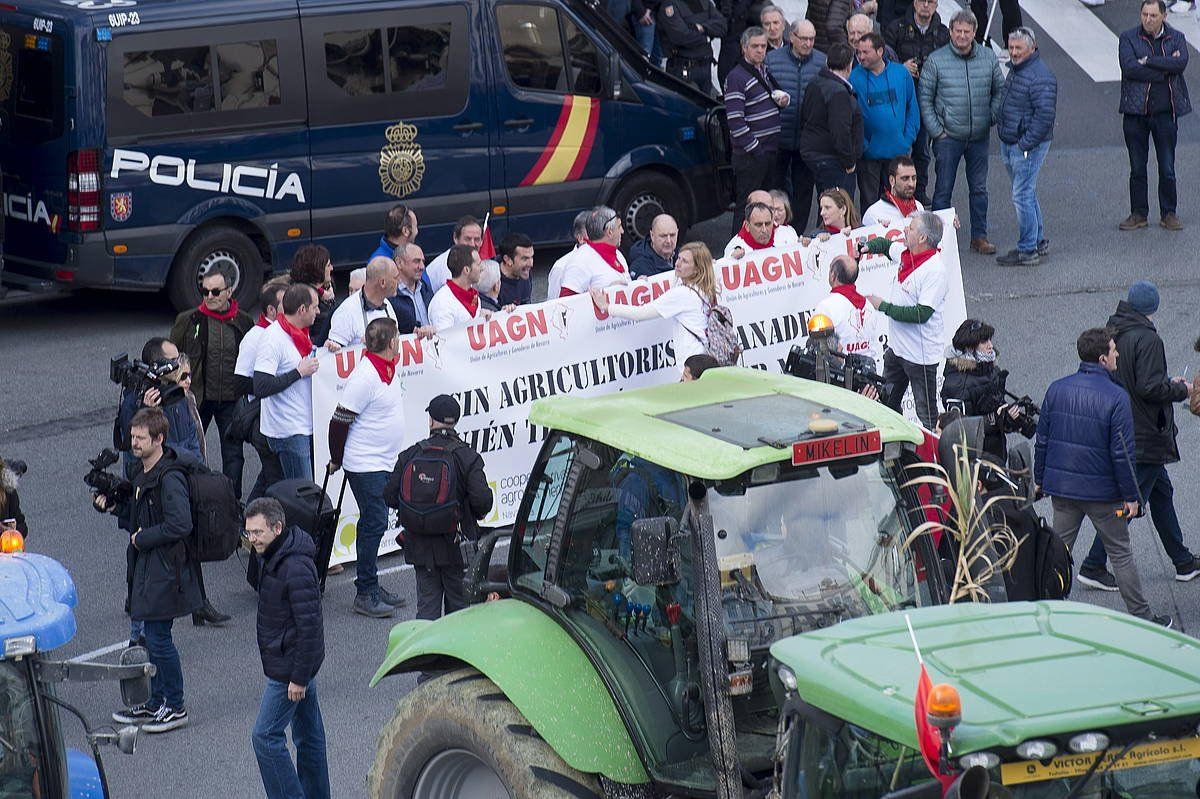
[117, 446, 205, 622]
[1107, 301, 1189, 465]
[384, 429, 493, 568]
[941, 356, 1005, 417]
[723, 58, 783, 155]
[765, 46, 828, 150]
[805, 0, 852, 53]
[656, 0, 727, 60]
[390, 281, 436, 336]
[0, 466, 25, 537]
[628, 239, 677, 280]
[1118, 24, 1191, 118]
[884, 8, 950, 78]
[247, 526, 325, 686]
[798, 68, 864, 169]
[118, 387, 203, 462]
[918, 41, 1004, 141]
[997, 50, 1057, 151]
[169, 307, 255, 406]
[1034, 363, 1139, 504]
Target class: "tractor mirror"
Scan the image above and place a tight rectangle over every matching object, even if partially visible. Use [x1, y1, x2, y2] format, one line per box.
[631, 517, 681, 586]
[119, 645, 153, 708]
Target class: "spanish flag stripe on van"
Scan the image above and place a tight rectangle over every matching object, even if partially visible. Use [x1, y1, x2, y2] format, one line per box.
[519, 96, 600, 187]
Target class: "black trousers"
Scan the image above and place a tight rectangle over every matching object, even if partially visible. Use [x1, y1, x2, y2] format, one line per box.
[248, 426, 285, 501]
[857, 158, 889, 212]
[779, 149, 816, 232]
[414, 564, 466, 621]
[666, 56, 714, 95]
[731, 150, 778, 234]
[883, 349, 940, 430]
[200, 399, 245, 499]
[971, 0, 1023, 43]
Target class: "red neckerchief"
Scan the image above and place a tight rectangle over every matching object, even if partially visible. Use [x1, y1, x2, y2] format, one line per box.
[830, 284, 867, 310]
[255, 313, 271, 328]
[445, 279, 479, 317]
[737, 223, 775, 250]
[276, 315, 313, 358]
[196, 299, 239, 322]
[824, 224, 843, 235]
[587, 241, 626, 273]
[885, 190, 918, 218]
[898, 248, 938, 283]
[364, 351, 399, 385]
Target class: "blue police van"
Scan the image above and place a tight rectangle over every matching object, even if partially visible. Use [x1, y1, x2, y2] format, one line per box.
[0, 0, 729, 310]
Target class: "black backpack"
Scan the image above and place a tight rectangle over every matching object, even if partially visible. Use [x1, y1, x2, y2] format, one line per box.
[164, 462, 242, 562]
[1032, 516, 1074, 600]
[396, 440, 461, 536]
[996, 498, 1073, 602]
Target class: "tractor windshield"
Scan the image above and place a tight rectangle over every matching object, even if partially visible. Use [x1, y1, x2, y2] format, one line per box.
[708, 455, 930, 650]
[0, 660, 47, 798]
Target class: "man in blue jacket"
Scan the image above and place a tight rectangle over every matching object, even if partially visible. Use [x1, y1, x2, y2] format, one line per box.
[996, 27, 1056, 267]
[850, 32, 919, 209]
[1118, 0, 1190, 232]
[1034, 328, 1170, 627]
[246, 497, 330, 799]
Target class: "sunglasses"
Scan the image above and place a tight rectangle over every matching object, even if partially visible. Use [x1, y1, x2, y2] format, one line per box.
[202, 287, 228, 296]
[178, 371, 191, 381]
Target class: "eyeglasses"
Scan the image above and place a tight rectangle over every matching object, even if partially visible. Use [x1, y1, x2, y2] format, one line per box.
[240, 528, 270, 540]
[602, 213, 620, 229]
[202, 287, 228, 296]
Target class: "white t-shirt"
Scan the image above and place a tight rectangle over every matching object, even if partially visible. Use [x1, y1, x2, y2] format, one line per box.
[427, 284, 480, 330]
[814, 290, 881, 366]
[546, 246, 580, 301]
[425, 248, 452, 294]
[862, 197, 925, 229]
[723, 228, 782, 260]
[883, 244, 948, 366]
[338, 356, 406, 473]
[234, 324, 267, 381]
[254, 321, 315, 438]
[326, 289, 398, 348]
[649, 284, 708, 365]
[775, 224, 800, 246]
[559, 245, 630, 295]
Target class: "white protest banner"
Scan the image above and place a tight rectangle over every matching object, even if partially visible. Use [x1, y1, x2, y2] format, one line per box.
[312, 213, 965, 564]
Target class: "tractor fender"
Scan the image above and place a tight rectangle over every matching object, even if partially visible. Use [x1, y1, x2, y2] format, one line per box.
[370, 598, 650, 785]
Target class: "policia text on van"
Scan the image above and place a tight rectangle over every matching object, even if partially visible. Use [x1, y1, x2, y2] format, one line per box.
[0, 0, 730, 311]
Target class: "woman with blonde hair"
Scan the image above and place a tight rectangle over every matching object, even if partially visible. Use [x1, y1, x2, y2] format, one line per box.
[591, 242, 721, 369]
[768, 189, 801, 245]
[803, 188, 860, 243]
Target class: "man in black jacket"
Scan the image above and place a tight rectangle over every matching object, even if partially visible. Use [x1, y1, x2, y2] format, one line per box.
[98, 408, 203, 735]
[1078, 281, 1200, 589]
[658, 0, 727, 94]
[245, 497, 329, 799]
[799, 42, 864, 196]
[385, 395, 493, 621]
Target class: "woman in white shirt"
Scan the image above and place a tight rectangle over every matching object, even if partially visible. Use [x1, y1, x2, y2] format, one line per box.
[768, 189, 801, 246]
[591, 242, 718, 372]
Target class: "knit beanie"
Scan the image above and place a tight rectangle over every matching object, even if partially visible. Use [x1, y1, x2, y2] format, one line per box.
[1127, 281, 1160, 316]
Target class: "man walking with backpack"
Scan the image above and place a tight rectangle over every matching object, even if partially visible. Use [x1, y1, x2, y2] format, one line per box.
[385, 395, 492, 620]
[95, 407, 203, 734]
[245, 497, 329, 799]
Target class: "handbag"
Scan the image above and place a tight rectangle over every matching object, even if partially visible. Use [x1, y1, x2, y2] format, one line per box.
[225, 396, 260, 445]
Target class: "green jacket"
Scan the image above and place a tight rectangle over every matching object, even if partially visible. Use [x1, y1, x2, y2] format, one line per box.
[918, 41, 1004, 141]
[169, 306, 254, 406]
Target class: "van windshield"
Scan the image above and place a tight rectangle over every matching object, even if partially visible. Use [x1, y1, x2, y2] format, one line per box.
[0, 26, 65, 144]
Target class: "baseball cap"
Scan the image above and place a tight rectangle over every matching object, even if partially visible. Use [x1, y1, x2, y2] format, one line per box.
[426, 394, 461, 425]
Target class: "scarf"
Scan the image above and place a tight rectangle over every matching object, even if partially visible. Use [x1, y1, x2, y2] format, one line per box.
[824, 224, 843, 235]
[884, 190, 918, 219]
[736, 223, 775, 250]
[950, 347, 996, 364]
[196, 299, 239, 322]
[276, 314, 313, 358]
[255, 313, 271, 328]
[445, 279, 480, 317]
[364, 351, 399, 385]
[830, 284, 867, 310]
[898, 248, 938, 283]
[587, 241, 626, 273]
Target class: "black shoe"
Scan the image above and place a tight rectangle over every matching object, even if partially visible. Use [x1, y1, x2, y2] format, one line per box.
[1152, 614, 1174, 629]
[142, 705, 189, 734]
[113, 702, 160, 725]
[1077, 568, 1119, 592]
[353, 594, 396, 618]
[1175, 557, 1200, 582]
[192, 602, 231, 626]
[1036, 238, 1050, 256]
[996, 249, 1040, 266]
[378, 587, 408, 608]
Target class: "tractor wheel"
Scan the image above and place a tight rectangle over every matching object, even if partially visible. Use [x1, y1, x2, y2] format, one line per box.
[368, 667, 604, 799]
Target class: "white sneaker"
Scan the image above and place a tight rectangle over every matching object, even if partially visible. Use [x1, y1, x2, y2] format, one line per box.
[1079, 0, 1104, 6]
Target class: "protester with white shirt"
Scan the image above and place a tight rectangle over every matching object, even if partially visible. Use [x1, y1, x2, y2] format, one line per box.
[424, 216, 484, 294]
[723, 201, 779, 260]
[862, 211, 949, 428]
[813, 255, 882, 365]
[326, 256, 399, 350]
[862, 155, 926, 228]
[327, 318, 409, 619]
[591, 242, 719, 372]
[253, 284, 322, 482]
[427, 245, 484, 330]
[546, 211, 591, 300]
[559, 206, 631, 296]
[235, 280, 287, 501]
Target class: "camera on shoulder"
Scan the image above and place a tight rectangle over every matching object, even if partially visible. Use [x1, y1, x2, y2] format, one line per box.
[110, 353, 185, 407]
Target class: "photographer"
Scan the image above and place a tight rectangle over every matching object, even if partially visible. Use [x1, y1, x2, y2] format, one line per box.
[0, 458, 26, 537]
[941, 319, 1030, 458]
[115, 338, 202, 472]
[95, 408, 203, 734]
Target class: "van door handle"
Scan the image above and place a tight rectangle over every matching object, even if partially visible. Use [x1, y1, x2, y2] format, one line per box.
[504, 118, 535, 128]
[453, 121, 484, 131]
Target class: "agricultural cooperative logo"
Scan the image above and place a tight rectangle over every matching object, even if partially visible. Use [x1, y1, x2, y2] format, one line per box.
[379, 121, 425, 199]
[109, 149, 307, 203]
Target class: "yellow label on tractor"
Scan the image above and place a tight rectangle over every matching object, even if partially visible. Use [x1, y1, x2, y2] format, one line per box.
[1000, 737, 1200, 786]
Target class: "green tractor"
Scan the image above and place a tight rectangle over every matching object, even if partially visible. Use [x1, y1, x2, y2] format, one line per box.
[366, 368, 1200, 798]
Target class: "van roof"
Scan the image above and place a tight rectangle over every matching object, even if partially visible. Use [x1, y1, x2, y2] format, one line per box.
[527, 368, 923, 480]
[13, 0, 297, 26]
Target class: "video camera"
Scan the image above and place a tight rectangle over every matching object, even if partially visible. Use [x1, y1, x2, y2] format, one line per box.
[84, 448, 132, 505]
[784, 339, 888, 399]
[109, 353, 185, 407]
[996, 369, 1039, 438]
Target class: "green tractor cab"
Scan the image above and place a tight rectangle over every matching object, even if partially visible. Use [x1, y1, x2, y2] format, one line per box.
[369, 367, 950, 798]
[771, 600, 1200, 798]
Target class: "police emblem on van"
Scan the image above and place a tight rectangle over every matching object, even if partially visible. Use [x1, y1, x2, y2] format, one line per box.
[378, 122, 424, 199]
[109, 192, 132, 223]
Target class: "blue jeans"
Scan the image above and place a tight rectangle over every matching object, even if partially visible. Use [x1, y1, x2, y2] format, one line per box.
[252, 678, 330, 799]
[1123, 111, 1178, 216]
[267, 434, 313, 483]
[143, 619, 183, 709]
[634, 18, 662, 62]
[1082, 463, 1192, 571]
[1001, 140, 1049, 253]
[345, 470, 389, 597]
[932, 136, 989, 239]
[806, 155, 857, 198]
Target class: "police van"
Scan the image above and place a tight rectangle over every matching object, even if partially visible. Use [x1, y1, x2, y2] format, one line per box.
[0, 0, 729, 310]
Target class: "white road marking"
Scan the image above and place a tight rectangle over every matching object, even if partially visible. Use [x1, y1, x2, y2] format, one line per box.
[69, 640, 131, 663]
[1020, 0, 1122, 81]
[378, 563, 414, 576]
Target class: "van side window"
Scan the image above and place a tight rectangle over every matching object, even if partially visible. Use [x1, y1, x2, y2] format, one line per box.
[122, 47, 214, 117]
[324, 30, 386, 96]
[562, 17, 603, 97]
[388, 24, 452, 93]
[217, 41, 281, 109]
[496, 5, 567, 92]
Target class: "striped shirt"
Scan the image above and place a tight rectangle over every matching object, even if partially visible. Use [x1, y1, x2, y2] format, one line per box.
[723, 58, 783, 155]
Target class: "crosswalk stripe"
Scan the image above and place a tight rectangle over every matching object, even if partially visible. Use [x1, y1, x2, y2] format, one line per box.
[1164, 7, 1200, 57]
[1018, 0, 1123, 81]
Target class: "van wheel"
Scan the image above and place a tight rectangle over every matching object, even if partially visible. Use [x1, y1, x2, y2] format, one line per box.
[611, 172, 689, 247]
[368, 667, 603, 799]
[166, 227, 264, 312]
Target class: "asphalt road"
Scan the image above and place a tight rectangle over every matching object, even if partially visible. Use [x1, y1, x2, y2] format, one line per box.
[4, 9, 1200, 795]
